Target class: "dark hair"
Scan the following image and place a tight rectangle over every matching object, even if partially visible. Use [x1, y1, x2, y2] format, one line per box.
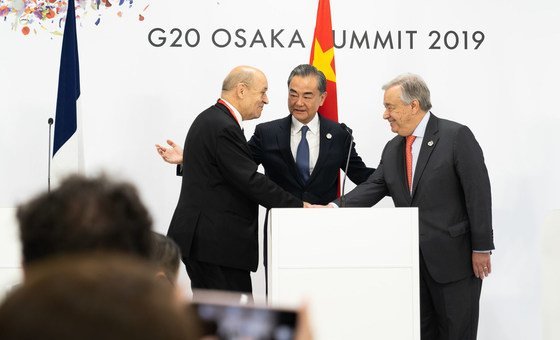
[17, 174, 153, 267]
[287, 64, 327, 93]
[0, 254, 201, 340]
[150, 232, 181, 283]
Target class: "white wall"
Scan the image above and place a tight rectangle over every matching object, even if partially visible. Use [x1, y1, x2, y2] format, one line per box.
[2, 0, 560, 338]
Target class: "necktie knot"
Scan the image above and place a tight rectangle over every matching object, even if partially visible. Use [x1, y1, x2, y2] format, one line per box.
[406, 135, 416, 146]
[301, 125, 309, 136]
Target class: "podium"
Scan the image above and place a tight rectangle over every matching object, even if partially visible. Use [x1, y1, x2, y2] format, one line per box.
[542, 209, 560, 340]
[0, 208, 23, 302]
[267, 207, 420, 340]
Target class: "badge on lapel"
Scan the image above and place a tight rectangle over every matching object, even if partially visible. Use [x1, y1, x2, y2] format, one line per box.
[326, 133, 332, 140]
[427, 140, 434, 147]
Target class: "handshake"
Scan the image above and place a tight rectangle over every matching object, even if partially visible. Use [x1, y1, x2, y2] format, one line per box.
[303, 202, 334, 208]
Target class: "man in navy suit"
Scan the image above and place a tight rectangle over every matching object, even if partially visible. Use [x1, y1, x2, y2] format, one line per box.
[247, 64, 374, 205]
[328, 73, 494, 340]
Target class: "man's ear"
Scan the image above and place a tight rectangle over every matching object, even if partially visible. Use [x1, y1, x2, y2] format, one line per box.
[319, 91, 328, 106]
[411, 99, 420, 114]
[155, 271, 170, 284]
[236, 82, 246, 98]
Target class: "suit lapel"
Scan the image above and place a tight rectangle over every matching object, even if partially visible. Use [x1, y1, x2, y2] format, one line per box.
[308, 115, 332, 184]
[411, 114, 439, 198]
[276, 115, 304, 186]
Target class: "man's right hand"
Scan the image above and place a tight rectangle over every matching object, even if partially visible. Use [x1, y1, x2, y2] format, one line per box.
[155, 139, 184, 165]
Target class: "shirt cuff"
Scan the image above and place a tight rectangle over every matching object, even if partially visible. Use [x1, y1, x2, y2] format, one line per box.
[473, 250, 493, 254]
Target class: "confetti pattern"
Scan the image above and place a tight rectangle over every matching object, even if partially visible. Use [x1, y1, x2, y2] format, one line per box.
[0, 0, 149, 35]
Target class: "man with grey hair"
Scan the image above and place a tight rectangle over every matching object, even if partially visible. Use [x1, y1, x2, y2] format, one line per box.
[330, 73, 494, 340]
[166, 66, 304, 297]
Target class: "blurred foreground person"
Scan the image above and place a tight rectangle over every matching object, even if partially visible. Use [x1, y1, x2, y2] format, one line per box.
[0, 254, 202, 340]
[16, 174, 153, 272]
[150, 232, 182, 285]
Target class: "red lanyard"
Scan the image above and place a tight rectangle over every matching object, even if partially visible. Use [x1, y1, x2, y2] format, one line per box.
[217, 99, 241, 126]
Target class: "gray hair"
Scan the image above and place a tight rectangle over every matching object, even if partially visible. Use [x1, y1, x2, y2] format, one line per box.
[382, 73, 432, 111]
[287, 64, 327, 93]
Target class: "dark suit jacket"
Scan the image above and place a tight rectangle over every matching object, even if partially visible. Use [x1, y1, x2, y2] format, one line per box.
[248, 114, 374, 205]
[167, 102, 302, 272]
[337, 113, 494, 283]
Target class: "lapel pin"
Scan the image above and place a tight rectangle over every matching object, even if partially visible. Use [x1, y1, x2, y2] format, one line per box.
[427, 140, 434, 147]
[326, 133, 332, 140]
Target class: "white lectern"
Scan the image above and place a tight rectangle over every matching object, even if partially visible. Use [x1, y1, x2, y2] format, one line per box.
[0, 208, 23, 302]
[542, 209, 560, 340]
[267, 207, 420, 340]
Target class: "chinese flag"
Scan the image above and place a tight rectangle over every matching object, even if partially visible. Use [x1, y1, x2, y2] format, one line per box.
[310, 0, 338, 123]
[310, 0, 341, 195]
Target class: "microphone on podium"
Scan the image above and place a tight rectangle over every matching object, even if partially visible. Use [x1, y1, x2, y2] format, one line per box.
[48, 118, 54, 192]
[339, 123, 353, 208]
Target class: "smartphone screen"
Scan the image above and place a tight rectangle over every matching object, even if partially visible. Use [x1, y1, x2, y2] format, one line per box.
[189, 302, 298, 340]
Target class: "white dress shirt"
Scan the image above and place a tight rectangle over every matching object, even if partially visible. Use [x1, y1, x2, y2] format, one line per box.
[220, 97, 244, 130]
[290, 113, 320, 176]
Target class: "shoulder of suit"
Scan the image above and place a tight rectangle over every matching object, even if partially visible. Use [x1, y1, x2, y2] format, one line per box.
[198, 105, 238, 128]
[318, 114, 339, 127]
[317, 115, 348, 135]
[434, 117, 474, 141]
[436, 117, 465, 130]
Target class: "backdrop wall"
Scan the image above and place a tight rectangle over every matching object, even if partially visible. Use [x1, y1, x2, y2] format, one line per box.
[2, 1, 559, 338]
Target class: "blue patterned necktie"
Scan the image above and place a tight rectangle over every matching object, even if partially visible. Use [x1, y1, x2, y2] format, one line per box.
[296, 125, 310, 183]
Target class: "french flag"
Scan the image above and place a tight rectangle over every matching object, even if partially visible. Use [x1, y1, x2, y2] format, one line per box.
[52, 0, 84, 184]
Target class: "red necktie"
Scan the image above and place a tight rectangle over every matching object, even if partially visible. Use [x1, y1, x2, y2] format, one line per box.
[406, 135, 416, 192]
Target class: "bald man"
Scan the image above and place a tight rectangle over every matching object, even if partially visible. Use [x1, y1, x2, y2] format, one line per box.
[167, 66, 304, 297]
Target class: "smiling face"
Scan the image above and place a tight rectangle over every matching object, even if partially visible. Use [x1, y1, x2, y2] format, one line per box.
[287, 75, 327, 124]
[382, 85, 422, 136]
[238, 71, 269, 121]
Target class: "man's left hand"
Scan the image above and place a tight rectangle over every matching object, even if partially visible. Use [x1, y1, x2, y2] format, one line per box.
[156, 139, 183, 164]
[472, 252, 492, 280]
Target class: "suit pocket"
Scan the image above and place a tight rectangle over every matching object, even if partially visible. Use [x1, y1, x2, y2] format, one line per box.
[448, 220, 469, 237]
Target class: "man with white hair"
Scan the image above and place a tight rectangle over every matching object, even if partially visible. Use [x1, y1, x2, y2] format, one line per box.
[331, 73, 495, 340]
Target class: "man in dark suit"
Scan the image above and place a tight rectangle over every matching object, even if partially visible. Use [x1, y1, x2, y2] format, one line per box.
[329, 74, 494, 340]
[247, 64, 374, 205]
[166, 66, 304, 297]
[246, 64, 374, 289]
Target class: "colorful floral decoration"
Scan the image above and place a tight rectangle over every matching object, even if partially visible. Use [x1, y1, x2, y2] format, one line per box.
[0, 0, 149, 35]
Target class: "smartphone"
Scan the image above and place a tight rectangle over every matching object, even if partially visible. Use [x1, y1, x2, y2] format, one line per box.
[188, 300, 298, 340]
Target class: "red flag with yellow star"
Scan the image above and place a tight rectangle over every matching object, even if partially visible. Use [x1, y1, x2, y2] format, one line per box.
[310, 0, 338, 122]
